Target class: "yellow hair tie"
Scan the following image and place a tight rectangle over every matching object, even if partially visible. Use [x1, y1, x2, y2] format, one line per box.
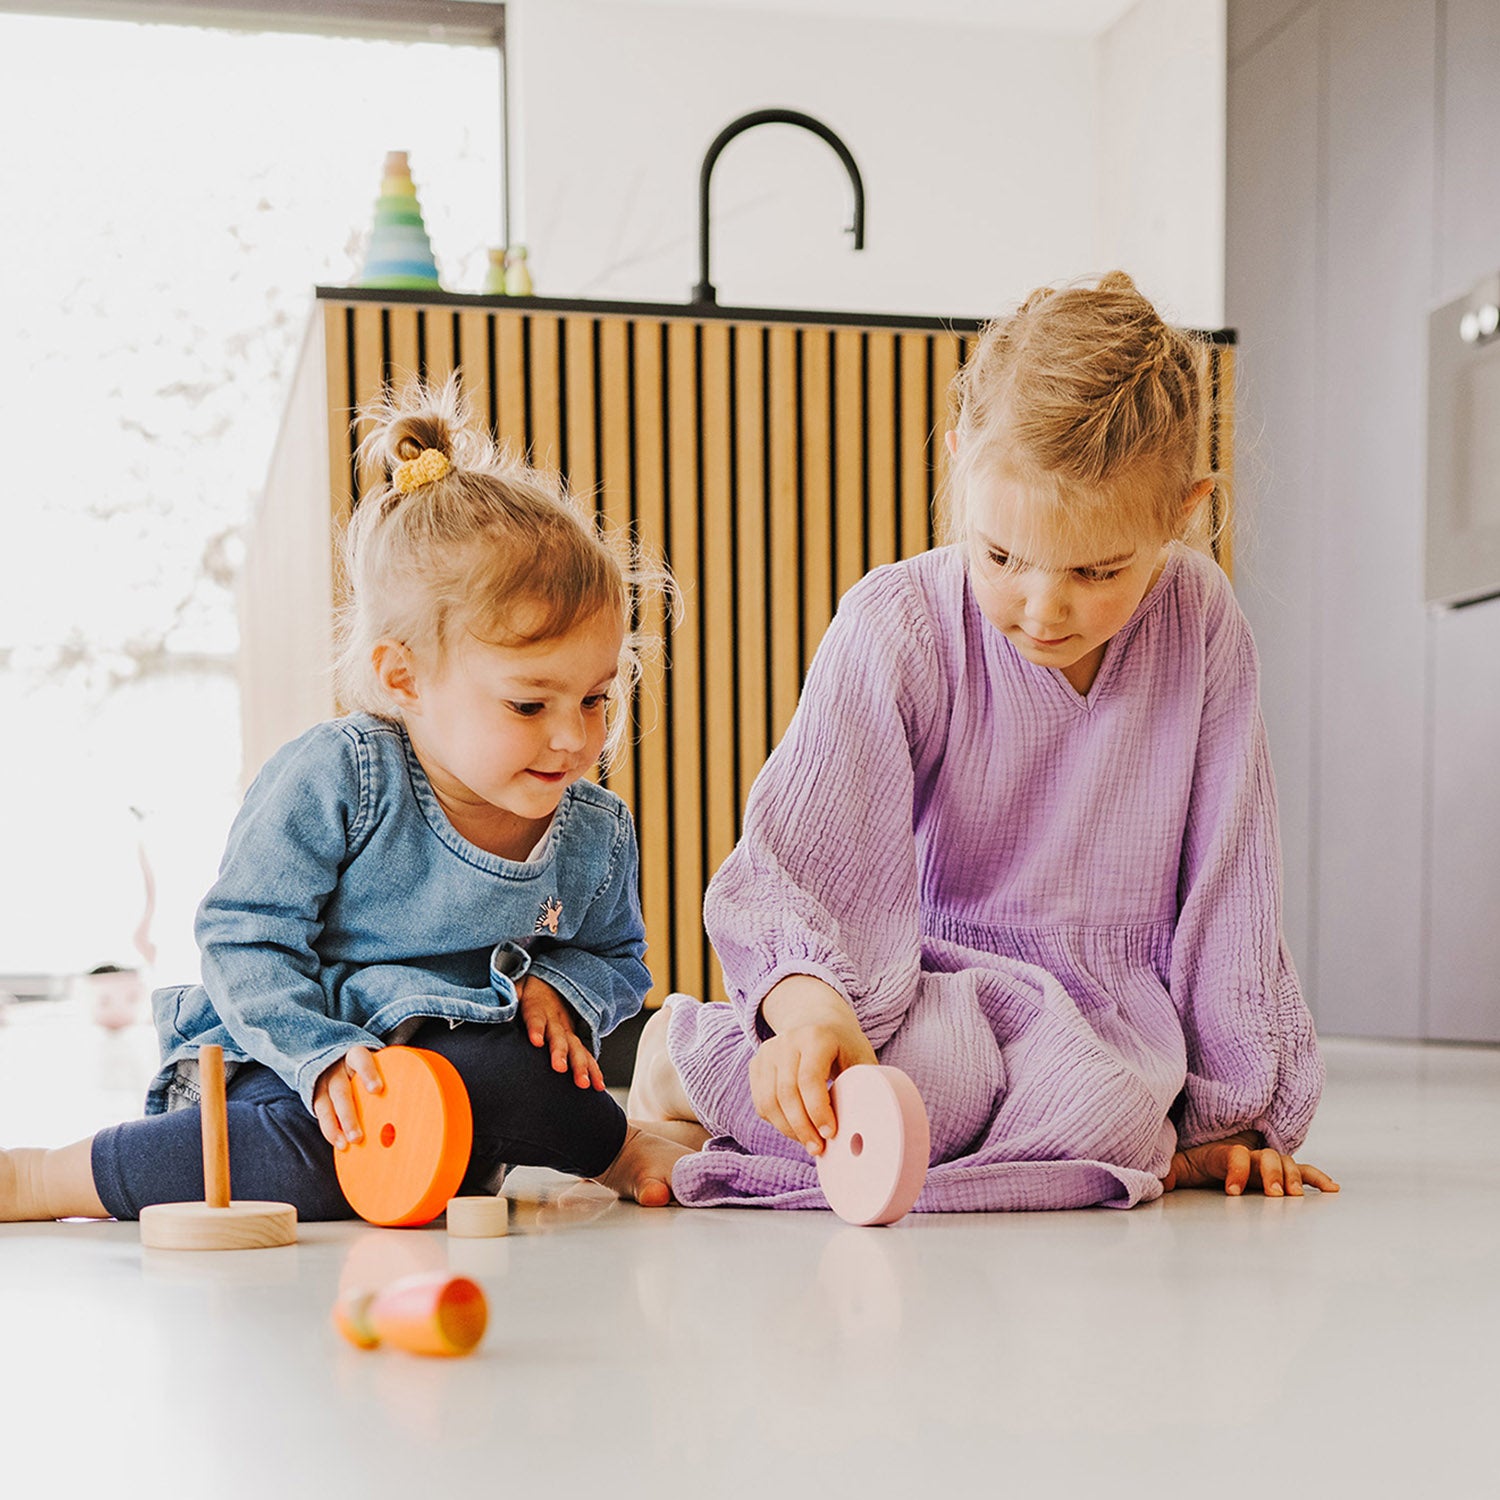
[393, 448, 451, 494]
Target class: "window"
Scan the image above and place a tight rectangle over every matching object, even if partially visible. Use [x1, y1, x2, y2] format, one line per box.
[0, 5, 502, 989]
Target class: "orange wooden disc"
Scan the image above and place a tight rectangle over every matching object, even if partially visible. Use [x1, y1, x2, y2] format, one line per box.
[334, 1047, 473, 1227]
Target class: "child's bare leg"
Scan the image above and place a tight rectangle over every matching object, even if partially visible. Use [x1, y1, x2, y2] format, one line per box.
[592, 1125, 694, 1208]
[0, 1141, 110, 1221]
[626, 1004, 710, 1150]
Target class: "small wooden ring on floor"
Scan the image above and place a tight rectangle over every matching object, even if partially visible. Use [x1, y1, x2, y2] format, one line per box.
[816, 1064, 931, 1226]
[334, 1047, 474, 1227]
[445, 1196, 510, 1238]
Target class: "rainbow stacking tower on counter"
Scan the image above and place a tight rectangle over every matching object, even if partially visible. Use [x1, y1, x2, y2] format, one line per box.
[355, 151, 442, 291]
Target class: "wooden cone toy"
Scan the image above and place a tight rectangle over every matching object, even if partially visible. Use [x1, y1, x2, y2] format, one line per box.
[333, 1271, 488, 1357]
[139, 1045, 297, 1250]
[815, 1064, 930, 1226]
[334, 1046, 473, 1227]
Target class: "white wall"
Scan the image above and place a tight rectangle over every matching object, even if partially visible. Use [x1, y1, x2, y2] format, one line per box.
[1227, 0, 1500, 1042]
[1098, 0, 1226, 327]
[505, 0, 1224, 324]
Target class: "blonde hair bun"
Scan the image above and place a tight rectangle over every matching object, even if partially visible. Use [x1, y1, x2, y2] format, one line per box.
[357, 377, 492, 487]
[944, 270, 1212, 546]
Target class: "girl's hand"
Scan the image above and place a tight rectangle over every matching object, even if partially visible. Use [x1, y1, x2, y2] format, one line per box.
[750, 977, 877, 1155]
[1162, 1132, 1340, 1196]
[312, 1044, 384, 1151]
[520, 975, 605, 1090]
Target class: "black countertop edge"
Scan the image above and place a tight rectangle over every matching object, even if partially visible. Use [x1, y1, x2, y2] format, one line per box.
[315, 285, 1238, 344]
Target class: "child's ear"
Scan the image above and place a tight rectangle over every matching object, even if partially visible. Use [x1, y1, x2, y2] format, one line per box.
[372, 639, 420, 712]
[1182, 477, 1215, 522]
[945, 429, 959, 459]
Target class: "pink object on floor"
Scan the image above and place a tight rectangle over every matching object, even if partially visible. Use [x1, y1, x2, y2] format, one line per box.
[333, 1271, 488, 1357]
[816, 1065, 930, 1225]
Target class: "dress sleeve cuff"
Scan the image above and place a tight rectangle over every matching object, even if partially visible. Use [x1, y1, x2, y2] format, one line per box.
[525, 959, 604, 1055]
[741, 959, 856, 1042]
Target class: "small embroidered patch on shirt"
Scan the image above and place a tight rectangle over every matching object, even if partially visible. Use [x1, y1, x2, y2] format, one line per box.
[535, 896, 563, 936]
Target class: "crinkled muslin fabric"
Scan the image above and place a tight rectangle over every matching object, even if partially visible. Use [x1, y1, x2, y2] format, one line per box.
[668, 544, 1323, 1212]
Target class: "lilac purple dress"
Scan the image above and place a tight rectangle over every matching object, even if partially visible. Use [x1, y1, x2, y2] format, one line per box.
[666, 543, 1323, 1211]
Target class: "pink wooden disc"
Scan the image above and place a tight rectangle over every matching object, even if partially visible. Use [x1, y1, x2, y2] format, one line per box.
[815, 1065, 930, 1225]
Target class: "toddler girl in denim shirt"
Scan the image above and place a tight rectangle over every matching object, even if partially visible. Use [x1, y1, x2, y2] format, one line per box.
[0, 380, 691, 1224]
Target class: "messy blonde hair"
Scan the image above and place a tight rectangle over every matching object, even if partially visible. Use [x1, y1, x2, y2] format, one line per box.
[334, 376, 675, 768]
[941, 271, 1214, 551]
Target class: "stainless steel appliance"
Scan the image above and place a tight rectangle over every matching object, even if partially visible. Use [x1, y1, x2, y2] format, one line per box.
[1427, 272, 1500, 605]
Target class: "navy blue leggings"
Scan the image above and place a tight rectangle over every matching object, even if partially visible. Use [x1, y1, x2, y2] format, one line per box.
[91, 1019, 628, 1221]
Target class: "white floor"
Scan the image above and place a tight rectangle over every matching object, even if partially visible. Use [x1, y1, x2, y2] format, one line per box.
[2, 998, 1498, 1500]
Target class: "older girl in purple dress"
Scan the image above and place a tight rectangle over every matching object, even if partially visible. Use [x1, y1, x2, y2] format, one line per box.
[630, 272, 1338, 1211]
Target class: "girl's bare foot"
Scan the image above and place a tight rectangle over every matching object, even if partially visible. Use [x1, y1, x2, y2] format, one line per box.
[640, 1117, 711, 1151]
[0, 1148, 47, 1220]
[592, 1124, 694, 1207]
[626, 1004, 708, 1152]
[0, 1142, 109, 1221]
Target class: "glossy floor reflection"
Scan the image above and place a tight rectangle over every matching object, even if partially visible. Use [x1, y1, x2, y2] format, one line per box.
[2, 999, 1497, 1499]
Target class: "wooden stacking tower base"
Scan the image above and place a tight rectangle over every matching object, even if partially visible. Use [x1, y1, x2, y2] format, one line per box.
[139, 1045, 297, 1250]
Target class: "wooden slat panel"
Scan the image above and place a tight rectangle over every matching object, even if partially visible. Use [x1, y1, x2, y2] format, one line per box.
[597, 319, 633, 534]
[900, 332, 932, 555]
[529, 313, 562, 472]
[319, 295, 1237, 1010]
[700, 322, 735, 1005]
[768, 325, 801, 743]
[350, 304, 387, 503]
[800, 329, 834, 672]
[597, 319, 635, 815]
[565, 318, 598, 499]
[834, 327, 865, 600]
[930, 334, 962, 534]
[386, 305, 420, 390]
[495, 312, 527, 457]
[323, 303, 354, 536]
[867, 331, 897, 570]
[733, 325, 769, 818]
[1215, 346, 1236, 578]
[455, 309, 493, 442]
[630, 324, 672, 1008]
[1187, 341, 1217, 564]
[423, 309, 456, 388]
[666, 319, 704, 1001]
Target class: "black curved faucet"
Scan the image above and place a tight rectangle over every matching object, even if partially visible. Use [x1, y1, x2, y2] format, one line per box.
[693, 108, 866, 305]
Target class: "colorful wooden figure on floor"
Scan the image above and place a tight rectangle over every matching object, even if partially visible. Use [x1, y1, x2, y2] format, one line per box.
[334, 1271, 488, 1357]
[334, 1046, 473, 1227]
[815, 1064, 930, 1226]
[138, 1045, 297, 1250]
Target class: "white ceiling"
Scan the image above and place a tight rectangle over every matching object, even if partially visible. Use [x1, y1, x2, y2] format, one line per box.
[577, 0, 1141, 36]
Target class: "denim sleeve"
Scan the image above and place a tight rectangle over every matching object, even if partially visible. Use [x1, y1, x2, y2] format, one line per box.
[526, 810, 650, 1051]
[195, 723, 384, 1111]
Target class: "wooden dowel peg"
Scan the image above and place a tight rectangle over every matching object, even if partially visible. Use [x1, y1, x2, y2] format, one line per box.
[139, 1043, 297, 1251]
[201, 1044, 231, 1209]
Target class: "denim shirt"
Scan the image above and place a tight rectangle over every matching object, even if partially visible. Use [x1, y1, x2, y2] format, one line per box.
[147, 714, 650, 1115]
